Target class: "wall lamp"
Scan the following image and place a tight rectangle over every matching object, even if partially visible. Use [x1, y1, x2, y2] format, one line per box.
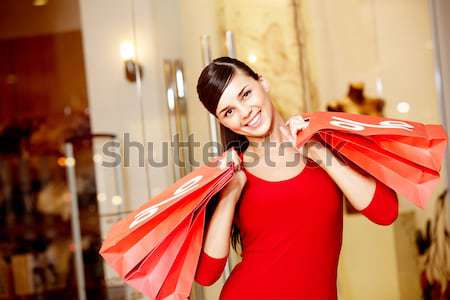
[120, 41, 143, 82]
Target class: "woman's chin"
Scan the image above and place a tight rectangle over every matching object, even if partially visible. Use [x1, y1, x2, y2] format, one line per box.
[241, 122, 270, 137]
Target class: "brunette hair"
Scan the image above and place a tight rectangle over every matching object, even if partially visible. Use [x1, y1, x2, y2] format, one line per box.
[196, 56, 259, 253]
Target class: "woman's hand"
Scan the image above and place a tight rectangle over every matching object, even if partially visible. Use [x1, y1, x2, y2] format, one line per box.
[285, 115, 309, 138]
[279, 115, 309, 152]
[202, 148, 245, 261]
[279, 115, 325, 163]
[219, 148, 247, 205]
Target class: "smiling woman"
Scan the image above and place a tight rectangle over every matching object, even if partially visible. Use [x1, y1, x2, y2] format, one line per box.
[198, 57, 262, 152]
[214, 71, 272, 137]
[194, 56, 398, 300]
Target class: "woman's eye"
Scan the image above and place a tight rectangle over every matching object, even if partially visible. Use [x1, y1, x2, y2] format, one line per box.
[242, 90, 251, 99]
[225, 108, 234, 117]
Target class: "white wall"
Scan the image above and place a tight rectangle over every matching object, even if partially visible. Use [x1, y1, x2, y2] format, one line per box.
[430, 0, 450, 215]
[304, 0, 439, 122]
[179, 0, 224, 168]
[79, 0, 175, 294]
[79, 0, 179, 210]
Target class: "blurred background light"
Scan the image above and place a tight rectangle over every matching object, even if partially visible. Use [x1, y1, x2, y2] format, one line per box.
[97, 193, 107, 202]
[33, 0, 48, 6]
[167, 88, 175, 111]
[176, 70, 185, 98]
[396, 101, 410, 113]
[112, 195, 123, 206]
[120, 41, 135, 61]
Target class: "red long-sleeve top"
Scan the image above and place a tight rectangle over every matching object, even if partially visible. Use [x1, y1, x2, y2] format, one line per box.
[194, 156, 398, 300]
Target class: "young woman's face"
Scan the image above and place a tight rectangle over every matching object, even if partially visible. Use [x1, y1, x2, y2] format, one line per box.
[215, 71, 273, 138]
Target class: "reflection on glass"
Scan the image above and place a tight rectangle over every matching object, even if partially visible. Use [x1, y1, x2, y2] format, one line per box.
[163, 59, 192, 180]
[0, 0, 106, 299]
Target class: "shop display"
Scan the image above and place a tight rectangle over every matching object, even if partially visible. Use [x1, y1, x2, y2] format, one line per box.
[0, 122, 105, 299]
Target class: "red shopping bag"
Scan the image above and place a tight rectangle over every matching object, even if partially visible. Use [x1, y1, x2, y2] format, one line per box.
[100, 153, 233, 277]
[319, 130, 440, 208]
[299, 112, 444, 140]
[156, 208, 206, 300]
[295, 112, 447, 208]
[124, 212, 193, 298]
[152, 172, 234, 299]
[370, 132, 446, 172]
[102, 171, 232, 278]
[122, 169, 233, 298]
[154, 172, 234, 300]
[100, 150, 237, 299]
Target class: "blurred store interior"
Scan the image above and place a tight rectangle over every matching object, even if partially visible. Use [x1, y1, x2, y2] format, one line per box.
[0, 0, 449, 299]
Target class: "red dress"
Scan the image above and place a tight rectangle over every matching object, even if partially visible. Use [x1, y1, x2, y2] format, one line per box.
[194, 154, 398, 300]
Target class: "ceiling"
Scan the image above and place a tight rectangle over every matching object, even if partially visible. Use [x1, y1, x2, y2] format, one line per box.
[0, 0, 81, 39]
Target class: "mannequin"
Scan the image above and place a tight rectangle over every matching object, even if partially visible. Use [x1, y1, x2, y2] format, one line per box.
[327, 82, 385, 116]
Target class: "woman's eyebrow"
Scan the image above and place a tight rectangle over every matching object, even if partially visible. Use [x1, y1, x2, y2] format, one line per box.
[218, 105, 230, 116]
[236, 85, 248, 98]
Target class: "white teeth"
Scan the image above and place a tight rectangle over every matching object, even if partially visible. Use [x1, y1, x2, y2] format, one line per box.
[247, 112, 261, 127]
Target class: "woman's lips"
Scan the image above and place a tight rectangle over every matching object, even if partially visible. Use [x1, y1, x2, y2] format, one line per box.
[245, 111, 262, 128]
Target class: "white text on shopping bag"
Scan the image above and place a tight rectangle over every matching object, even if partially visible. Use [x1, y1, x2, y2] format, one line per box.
[330, 116, 414, 131]
[129, 175, 204, 229]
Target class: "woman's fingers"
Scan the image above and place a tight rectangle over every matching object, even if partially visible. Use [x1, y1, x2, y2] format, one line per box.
[219, 148, 241, 171]
[286, 116, 309, 139]
[224, 148, 242, 172]
[232, 149, 242, 172]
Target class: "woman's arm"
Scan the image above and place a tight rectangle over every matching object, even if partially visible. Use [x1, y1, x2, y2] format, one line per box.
[194, 188, 240, 286]
[281, 117, 398, 225]
[308, 142, 398, 225]
[195, 185, 243, 286]
[280, 119, 377, 210]
[308, 143, 376, 210]
[357, 179, 398, 225]
[203, 188, 241, 258]
[195, 149, 246, 286]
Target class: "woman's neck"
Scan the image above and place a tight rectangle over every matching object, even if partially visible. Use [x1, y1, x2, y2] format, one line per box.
[245, 108, 290, 156]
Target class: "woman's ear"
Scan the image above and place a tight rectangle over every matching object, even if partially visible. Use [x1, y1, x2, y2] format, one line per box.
[259, 76, 270, 93]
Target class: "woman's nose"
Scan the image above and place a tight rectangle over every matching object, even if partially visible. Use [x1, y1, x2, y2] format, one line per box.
[239, 103, 252, 121]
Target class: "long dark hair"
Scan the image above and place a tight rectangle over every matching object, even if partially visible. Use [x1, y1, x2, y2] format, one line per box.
[196, 56, 259, 253]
